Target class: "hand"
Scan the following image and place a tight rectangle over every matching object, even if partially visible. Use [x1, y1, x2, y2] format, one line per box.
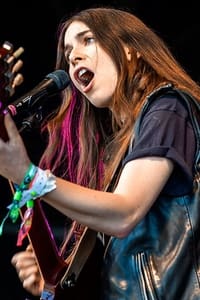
[0, 113, 31, 184]
[11, 244, 44, 296]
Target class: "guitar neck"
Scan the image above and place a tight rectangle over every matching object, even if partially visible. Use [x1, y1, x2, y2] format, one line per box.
[0, 41, 24, 141]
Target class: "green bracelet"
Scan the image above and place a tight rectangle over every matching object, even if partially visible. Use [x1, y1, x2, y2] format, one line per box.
[19, 163, 38, 190]
[10, 163, 38, 222]
[0, 163, 38, 236]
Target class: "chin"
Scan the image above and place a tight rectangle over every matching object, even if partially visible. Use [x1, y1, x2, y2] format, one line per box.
[88, 96, 112, 108]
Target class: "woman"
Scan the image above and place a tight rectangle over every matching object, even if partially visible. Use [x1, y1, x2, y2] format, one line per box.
[0, 6, 199, 300]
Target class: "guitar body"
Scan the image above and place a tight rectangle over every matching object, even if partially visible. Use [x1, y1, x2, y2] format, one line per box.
[53, 236, 103, 300]
[26, 201, 103, 300]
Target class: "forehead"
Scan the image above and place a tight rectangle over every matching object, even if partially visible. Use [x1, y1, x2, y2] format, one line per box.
[64, 21, 90, 45]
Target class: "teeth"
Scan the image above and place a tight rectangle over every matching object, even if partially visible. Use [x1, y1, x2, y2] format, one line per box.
[78, 68, 87, 78]
[76, 68, 94, 87]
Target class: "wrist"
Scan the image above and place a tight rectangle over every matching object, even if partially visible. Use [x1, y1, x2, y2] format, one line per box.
[6, 164, 57, 222]
[15, 161, 33, 185]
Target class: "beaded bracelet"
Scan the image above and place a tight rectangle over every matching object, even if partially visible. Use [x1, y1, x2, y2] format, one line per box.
[0, 163, 57, 246]
[9, 162, 38, 222]
[0, 162, 37, 236]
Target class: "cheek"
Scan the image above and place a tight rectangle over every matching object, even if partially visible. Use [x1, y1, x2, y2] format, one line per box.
[68, 69, 77, 86]
[68, 68, 73, 80]
[103, 68, 118, 92]
[100, 55, 118, 84]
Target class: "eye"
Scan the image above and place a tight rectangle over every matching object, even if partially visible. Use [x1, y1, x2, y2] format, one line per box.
[64, 49, 71, 64]
[84, 36, 95, 45]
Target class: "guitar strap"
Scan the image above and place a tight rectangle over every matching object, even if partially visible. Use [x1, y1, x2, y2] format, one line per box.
[60, 156, 124, 288]
[60, 226, 98, 288]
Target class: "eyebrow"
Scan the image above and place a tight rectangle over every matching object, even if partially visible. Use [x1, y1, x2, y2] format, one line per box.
[64, 29, 91, 51]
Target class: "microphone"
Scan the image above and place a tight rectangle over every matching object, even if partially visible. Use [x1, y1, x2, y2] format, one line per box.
[7, 69, 70, 117]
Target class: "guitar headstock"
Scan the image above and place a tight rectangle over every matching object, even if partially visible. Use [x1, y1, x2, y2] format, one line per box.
[0, 41, 24, 140]
[0, 40, 24, 106]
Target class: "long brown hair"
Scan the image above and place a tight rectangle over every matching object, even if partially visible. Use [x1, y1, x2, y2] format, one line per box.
[40, 7, 200, 190]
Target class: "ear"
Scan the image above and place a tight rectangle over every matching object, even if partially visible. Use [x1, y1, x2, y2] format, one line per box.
[124, 46, 132, 61]
[136, 52, 141, 59]
[124, 46, 141, 62]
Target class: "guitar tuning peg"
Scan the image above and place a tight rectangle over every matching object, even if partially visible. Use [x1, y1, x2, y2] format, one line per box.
[13, 47, 24, 58]
[11, 59, 23, 73]
[12, 73, 24, 88]
[6, 48, 24, 69]
[3, 73, 24, 98]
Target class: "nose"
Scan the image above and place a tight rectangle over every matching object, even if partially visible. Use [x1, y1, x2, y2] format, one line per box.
[69, 49, 84, 66]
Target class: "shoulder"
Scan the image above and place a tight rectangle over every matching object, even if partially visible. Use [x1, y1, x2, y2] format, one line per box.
[134, 88, 194, 138]
[145, 90, 190, 119]
[123, 88, 196, 195]
[136, 90, 194, 138]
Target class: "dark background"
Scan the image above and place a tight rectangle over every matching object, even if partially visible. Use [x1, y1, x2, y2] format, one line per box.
[0, 1, 200, 299]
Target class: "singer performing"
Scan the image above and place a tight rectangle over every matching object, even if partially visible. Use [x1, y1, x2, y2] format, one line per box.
[0, 7, 199, 300]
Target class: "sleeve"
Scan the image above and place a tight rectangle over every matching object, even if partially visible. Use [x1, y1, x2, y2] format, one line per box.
[122, 95, 196, 195]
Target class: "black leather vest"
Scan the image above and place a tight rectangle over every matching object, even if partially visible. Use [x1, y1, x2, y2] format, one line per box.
[101, 85, 200, 300]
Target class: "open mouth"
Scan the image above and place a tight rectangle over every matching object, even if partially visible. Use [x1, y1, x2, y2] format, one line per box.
[75, 68, 94, 87]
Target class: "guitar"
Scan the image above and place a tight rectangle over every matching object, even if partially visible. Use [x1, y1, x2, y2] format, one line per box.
[1, 42, 102, 299]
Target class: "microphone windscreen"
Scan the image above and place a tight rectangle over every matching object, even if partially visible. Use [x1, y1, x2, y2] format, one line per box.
[46, 70, 70, 91]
